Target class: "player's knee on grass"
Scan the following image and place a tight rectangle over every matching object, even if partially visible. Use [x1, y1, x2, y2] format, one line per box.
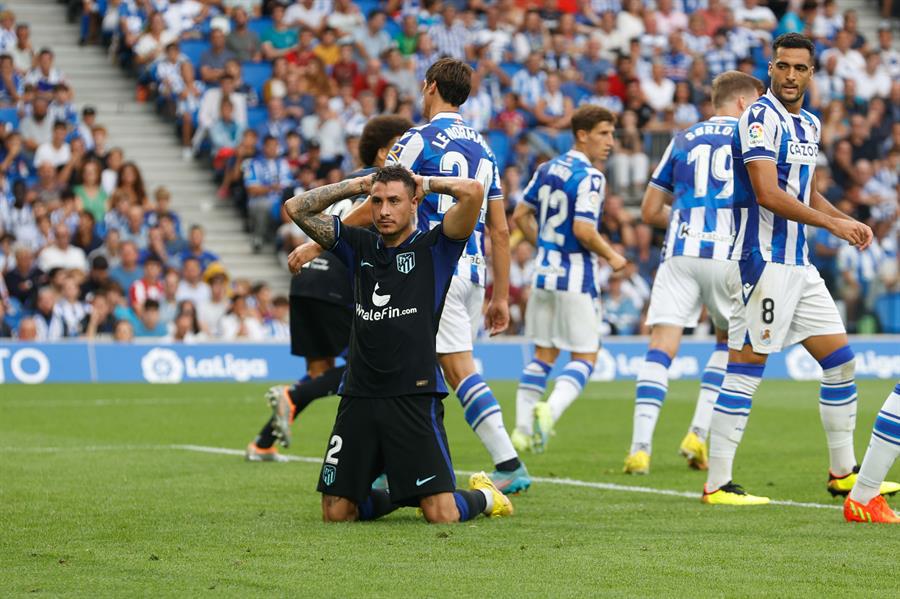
[321, 495, 358, 522]
[419, 493, 459, 524]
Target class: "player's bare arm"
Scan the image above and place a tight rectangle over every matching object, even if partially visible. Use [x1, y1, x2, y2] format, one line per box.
[746, 160, 869, 248]
[512, 201, 539, 246]
[285, 174, 375, 248]
[572, 220, 627, 271]
[640, 185, 673, 229]
[287, 194, 378, 274]
[420, 175, 484, 240]
[485, 199, 511, 335]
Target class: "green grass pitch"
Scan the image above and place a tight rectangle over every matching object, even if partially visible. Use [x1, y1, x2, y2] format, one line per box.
[2, 379, 898, 596]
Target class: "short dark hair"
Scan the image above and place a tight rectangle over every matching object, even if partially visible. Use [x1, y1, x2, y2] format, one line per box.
[425, 58, 472, 107]
[772, 33, 815, 60]
[571, 105, 616, 136]
[144, 299, 160, 311]
[711, 71, 764, 107]
[358, 115, 414, 167]
[372, 164, 416, 199]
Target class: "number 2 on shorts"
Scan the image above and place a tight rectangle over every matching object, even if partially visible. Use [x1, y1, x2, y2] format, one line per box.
[324, 435, 343, 465]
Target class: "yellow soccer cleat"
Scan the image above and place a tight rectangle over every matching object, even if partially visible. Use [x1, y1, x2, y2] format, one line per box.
[623, 450, 650, 475]
[827, 467, 900, 498]
[679, 431, 708, 470]
[844, 495, 900, 524]
[469, 471, 513, 518]
[701, 482, 770, 505]
[532, 402, 554, 453]
[511, 428, 533, 453]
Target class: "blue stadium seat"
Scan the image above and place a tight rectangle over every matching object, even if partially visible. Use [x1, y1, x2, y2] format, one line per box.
[247, 105, 268, 130]
[0, 107, 19, 130]
[180, 39, 210, 68]
[247, 17, 272, 38]
[485, 130, 511, 172]
[383, 18, 401, 39]
[561, 82, 590, 106]
[874, 292, 900, 333]
[241, 61, 272, 98]
[500, 62, 524, 78]
[357, 0, 379, 17]
[553, 130, 574, 154]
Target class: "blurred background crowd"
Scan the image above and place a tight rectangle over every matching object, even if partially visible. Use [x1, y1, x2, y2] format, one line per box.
[0, 0, 897, 343]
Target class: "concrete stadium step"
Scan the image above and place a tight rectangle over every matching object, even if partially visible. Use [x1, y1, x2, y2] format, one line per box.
[7, 0, 289, 294]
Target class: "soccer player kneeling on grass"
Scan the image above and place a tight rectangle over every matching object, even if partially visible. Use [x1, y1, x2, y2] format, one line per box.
[284, 165, 512, 523]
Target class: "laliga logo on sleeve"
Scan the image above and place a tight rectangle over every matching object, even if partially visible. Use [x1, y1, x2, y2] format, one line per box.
[747, 122, 765, 148]
[141, 348, 185, 384]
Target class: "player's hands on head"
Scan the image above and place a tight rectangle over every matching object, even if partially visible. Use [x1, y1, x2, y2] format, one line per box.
[358, 172, 375, 195]
[411, 174, 427, 201]
[608, 252, 628, 272]
[287, 240, 324, 274]
[485, 298, 510, 337]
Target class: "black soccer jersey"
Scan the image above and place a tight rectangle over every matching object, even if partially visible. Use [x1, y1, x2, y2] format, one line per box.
[328, 217, 466, 398]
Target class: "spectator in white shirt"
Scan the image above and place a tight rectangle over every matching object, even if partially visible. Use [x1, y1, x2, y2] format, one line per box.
[821, 29, 865, 81]
[428, 5, 469, 60]
[38, 223, 88, 273]
[654, 0, 688, 37]
[133, 12, 177, 67]
[199, 272, 230, 335]
[219, 294, 265, 340]
[640, 62, 676, 113]
[854, 51, 892, 101]
[877, 26, 900, 80]
[734, 0, 776, 42]
[194, 74, 248, 147]
[175, 256, 211, 306]
[285, 0, 325, 31]
[34, 121, 71, 169]
[511, 52, 546, 113]
[326, 0, 364, 38]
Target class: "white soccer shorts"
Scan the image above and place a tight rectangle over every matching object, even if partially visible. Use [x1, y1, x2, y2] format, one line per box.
[436, 275, 484, 354]
[727, 261, 846, 354]
[646, 256, 733, 330]
[525, 288, 601, 353]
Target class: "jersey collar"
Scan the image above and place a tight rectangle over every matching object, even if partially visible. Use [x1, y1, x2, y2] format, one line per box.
[430, 111, 462, 122]
[377, 228, 422, 250]
[566, 149, 591, 165]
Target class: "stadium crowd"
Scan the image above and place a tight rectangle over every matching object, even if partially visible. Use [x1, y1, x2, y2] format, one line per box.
[0, 0, 898, 341]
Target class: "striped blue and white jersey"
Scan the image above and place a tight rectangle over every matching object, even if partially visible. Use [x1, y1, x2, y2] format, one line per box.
[385, 111, 504, 287]
[731, 90, 821, 265]
[649, 116, 737, 262]
[521, 150, 605, 298]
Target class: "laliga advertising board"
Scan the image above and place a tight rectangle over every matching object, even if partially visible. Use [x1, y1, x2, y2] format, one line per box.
[1, 338, 899, 384]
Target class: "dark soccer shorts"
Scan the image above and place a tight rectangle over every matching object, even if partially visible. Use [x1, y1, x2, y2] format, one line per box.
[315, 395, 457, 505]
[290, 296, 352, 359]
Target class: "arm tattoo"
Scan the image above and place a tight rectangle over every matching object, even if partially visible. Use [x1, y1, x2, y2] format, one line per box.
[286, 178, 363, 249]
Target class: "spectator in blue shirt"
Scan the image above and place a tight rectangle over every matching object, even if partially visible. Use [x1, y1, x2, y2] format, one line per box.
[133, 298, 168, 337]
[243, 134, 293, 252]
[180, 225, 220, 272]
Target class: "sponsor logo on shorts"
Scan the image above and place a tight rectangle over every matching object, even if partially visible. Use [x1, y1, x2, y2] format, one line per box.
[322, 464, 336, 486]
[397, 252, 415, 274]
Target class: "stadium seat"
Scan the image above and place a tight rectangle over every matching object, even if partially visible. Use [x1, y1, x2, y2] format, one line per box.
[561, 82, 590, 106]
[500, 62, 524, 78]
[241, 61, 272, 99]
[180, 39, 210, 69]
[485, 130, 511, 172]
[0, 106, 19, 130]
[247, 17, 272, 38]
[246, 105, 269, 130]
[874, 292, 900, 333]
[357, 0, 379, 17]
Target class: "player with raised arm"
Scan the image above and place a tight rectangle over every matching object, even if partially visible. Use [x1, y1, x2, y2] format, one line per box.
[845, 382, 900, 523]
[291, 58, 530, 493]
[702, 33, 899, 505]
[623, 72, 764, 475]
[246, 116, 413, 462]
[285, 165, 512, 523]
[510, 105, 627, 453]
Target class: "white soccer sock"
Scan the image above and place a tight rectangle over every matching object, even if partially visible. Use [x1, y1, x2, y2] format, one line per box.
[817, 347, 858, 477]
[689, 345, 728, 440]
[456, 374, 518, 466]
[850, 384, 900, 505]
[479, 487, 495, 514]
[546, 360, 593, 423]
[706, 363, 764, 491]
[516, 359, 551, 435]
[629, 349, 672, 454]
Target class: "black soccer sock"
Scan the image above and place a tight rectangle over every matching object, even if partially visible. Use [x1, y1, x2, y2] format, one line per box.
[452, 490, 488, 522]
[288, 365, 346, 419]
[495, 457, 521, 472]
[357, 489, 398, 521]
[254, 418, 278, 449]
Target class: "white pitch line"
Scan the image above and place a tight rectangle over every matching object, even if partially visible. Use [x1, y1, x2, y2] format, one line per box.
[174, 444, 842, 511]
